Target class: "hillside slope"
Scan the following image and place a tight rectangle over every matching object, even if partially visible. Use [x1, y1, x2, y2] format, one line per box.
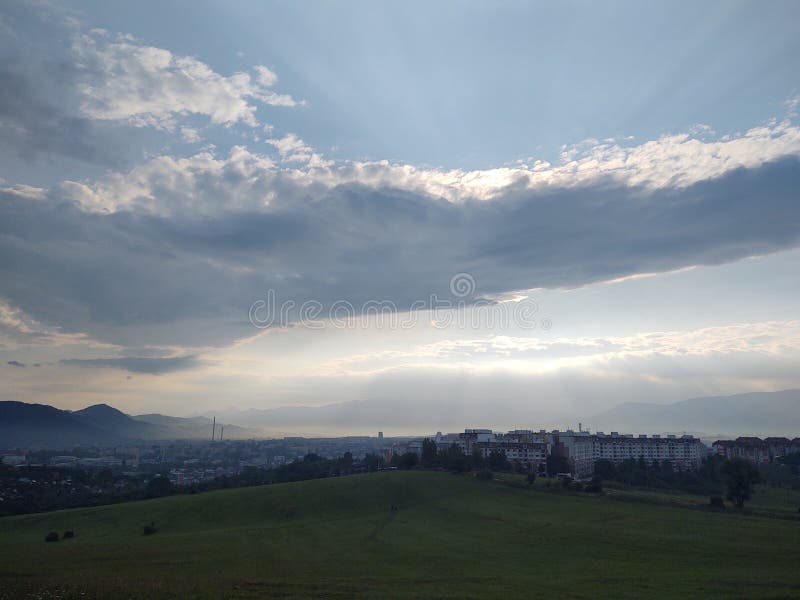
[1, 472, 798, 599]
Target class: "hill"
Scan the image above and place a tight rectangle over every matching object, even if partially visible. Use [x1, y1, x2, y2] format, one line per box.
[0, 401, 248, 447]
[0, 401, 108, 448]
[0, 471, 797, 599]
[589, 389, 800, 436]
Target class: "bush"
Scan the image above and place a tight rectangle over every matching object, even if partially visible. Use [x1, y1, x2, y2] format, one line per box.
[526, 472, 536, 486]
[62, 530, 75, 539]
[476, 469, 493, 480]
[573, 482, 584, 492]
[561, 477, 572, 490]
[143, 522, 158, 536]
[709, 496, 725, 509]
[584, 477, 603, 493]
[45, 531, 59, 542]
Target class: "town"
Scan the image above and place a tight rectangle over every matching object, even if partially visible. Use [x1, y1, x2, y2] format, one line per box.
[3, 426, 799, 516]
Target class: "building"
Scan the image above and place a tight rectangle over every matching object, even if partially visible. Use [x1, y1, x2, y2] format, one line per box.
[712, 436, 800, 463]
[456, 429, 548, 472]
[398, 426, 711, 478]
[552, 430, 707, 478]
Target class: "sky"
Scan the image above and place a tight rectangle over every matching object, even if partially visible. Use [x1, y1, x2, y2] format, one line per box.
[1, 1, 800, 434]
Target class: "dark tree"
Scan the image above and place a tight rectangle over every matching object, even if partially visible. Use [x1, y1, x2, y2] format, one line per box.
[396, 452, 418, 469]
[471, 448, 485, 470]
[421, 439, 437, 467]
[487, 451, 511, 472]
[593, 459, 617, 480]
[720, 458, 761, 508]
[339, 452, 354, 470]
[546, 453, 570, 476]
[440, 444, 468, 472]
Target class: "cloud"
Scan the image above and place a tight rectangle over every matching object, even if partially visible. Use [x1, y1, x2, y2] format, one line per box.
[73, 31, 300, 129]
[6, 360, 25, 368]
[323, 321, 800, 374]
[0, 58, 122, 165]
[59, 355, 200, 374]
[1, 150, 800, 349]
[0, 4, 300, 166]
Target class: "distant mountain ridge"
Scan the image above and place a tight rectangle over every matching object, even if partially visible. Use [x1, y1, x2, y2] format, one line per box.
[589, 389, 800, 437]
[0, 401, 250, 448]
[207, 389, 800, 438]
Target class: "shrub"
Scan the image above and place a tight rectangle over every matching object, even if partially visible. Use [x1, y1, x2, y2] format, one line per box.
[45, 531, 59, 542]
[476, 469, 493, 480]
[573, 482, 584, 492]
[709, 496, 725, 509]
[62, 530, 75, 539]
[561, 477, 572, 490]
[526, 472, 536, 486]
[143, 522, 158, 536]
[585, 477, 603, 493]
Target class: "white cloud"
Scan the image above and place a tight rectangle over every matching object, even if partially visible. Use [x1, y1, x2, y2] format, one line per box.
[0, 184, 46, 200]
[180, 127, 201, 143]
[254, 65, 278, 87]
[321, 321, 800, 375]
[265, 133, 313, 161]
[72, 32, 301, 130]
[56, 114, 800, 216]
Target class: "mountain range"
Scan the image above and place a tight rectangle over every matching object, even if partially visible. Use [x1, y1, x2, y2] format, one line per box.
[206, 389, 800, 438]
[0, 402, 249, 448]
[2, 389, 799, 447]
[588, 389, 800, 437]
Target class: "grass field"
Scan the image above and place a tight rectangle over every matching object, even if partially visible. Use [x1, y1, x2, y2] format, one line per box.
[1, 471, 799, 599]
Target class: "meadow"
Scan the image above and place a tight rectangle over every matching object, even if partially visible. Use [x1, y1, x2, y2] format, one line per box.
[1, 471, 798, 599]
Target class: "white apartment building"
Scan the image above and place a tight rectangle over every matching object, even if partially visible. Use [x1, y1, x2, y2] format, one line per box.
[551, 430, 707, 478]
[456, 429, 549, 470]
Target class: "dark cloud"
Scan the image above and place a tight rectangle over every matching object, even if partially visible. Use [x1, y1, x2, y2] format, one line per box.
[0, 61, 116, 165]
[1, 158, 799, 348]
[0, 5, 135, 167]
[6, 360, 26, 368]
[59, 356, 201, 374]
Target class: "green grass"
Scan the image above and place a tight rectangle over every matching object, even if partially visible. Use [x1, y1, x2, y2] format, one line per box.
[1, 471, 799, 599]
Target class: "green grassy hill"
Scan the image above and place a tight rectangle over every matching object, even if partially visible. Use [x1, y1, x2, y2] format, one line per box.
[1, 471, 798, 599]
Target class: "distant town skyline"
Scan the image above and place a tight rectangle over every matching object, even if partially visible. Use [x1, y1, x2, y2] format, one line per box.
[2, 2, 800, 424]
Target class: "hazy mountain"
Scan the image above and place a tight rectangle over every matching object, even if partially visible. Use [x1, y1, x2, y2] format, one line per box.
[0, 401, 249, 448]
[0, 401, 108, 448]
[589, 389, 800, 437]
[73, 404, 164, 439]
[209, 389, 800, 438]
[206, 396, 558, 437]
[132, 413, 250, 440]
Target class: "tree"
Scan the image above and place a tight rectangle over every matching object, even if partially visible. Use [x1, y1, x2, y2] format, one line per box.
[440, 444, 468, 472]
[526, 472, 536, 486]
[546, 453, 570, 476]
[720, 458, 761, 508]
[146, 475, 172, 498]
[471, 448, 485, 470]
[396, 452, 418, 469]
[593, 459, 616, 480]
[421, 439, 437, 467]
[487, 451, 511, 472]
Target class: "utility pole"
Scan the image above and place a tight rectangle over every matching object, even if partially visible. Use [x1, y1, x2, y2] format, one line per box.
[212, 417, 216, 441]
